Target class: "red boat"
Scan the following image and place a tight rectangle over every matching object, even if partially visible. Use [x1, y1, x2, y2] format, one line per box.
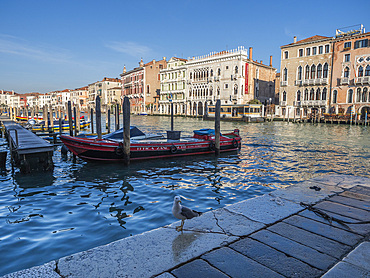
[60, 127, 241, 162]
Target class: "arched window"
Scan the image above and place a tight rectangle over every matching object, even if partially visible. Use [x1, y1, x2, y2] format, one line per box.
[305, 65, 310, 79]
[217, 87, 220, 96]
[365, 65, 370, 76]
[297, 90, 301, 101]
[332, 90, 337, 103]
[316, 88, 321, 100]
[283, 91, 287, 101]
[310, 88, 314, 100]
[190, 72, 192, 79]
[356, 88, 361, 102]
[311, 65, 316, 79]
[210, 87, 213, 96]
[304, 89, 309, 100]
[344, 67, 350, 78]
[235, 66, 238, 74]
[323, 63, 328, 78]
[283, 68, 288, 81]
[234, 85, 238, 95]
[358, 66, 364, 77]
[317, 64, 322, 78]
[362, 87, 367, 102]
[218, 68, 221, 76]
[210, 69, 213, 77]
[348, 89, 353, 103]
[322, 88, 327, 100]
[297, 66, 302, 80]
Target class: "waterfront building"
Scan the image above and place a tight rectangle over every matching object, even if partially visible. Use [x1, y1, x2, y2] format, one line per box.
[107, 86, 122, 110]
[159, 57, 187, 115]
[121, 58, 167, 114]
[25, 93, 40, 108]
[185, 46, 276, 116]
[88, 77, 121, 112]
[39, 93, 53, 108]
[330, 27, 370, 118]
[0, 90, 15, 108]
[70, 87, 89, 111]
[276, 35, 333, 119]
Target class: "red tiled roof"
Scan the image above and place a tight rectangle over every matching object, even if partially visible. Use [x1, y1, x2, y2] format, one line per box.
[283, 35, 332, 47]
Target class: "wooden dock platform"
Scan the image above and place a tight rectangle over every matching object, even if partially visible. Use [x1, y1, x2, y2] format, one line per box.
[1, 119, 54, 173]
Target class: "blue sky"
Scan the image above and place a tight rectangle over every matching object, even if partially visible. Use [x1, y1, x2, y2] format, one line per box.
[1, 0, 369, 94]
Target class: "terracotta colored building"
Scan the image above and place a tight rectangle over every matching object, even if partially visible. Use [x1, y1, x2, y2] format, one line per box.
[330, 30, 370, 118]
[121, 58, 167, 114]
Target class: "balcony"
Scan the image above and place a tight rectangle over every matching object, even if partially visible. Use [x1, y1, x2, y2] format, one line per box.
[341, 77, 349, 85]
[303, 80, 309, 85]
[356, 76, 370, 85]
[280, 101, 287, 106]
[301, 100, 327, 107]
[293, 101, 301, 107]
[280, 81, 288, 87]
[294, 80, 302, 86]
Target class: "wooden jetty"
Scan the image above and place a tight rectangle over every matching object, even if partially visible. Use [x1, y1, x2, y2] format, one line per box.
[1, 118, 54, 173]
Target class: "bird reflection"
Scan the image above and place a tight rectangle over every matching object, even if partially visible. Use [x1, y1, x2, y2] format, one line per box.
[171, 232, 200, 262]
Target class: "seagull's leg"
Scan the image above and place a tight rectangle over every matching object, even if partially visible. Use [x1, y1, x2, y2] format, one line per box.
[176, 219, 184, 232]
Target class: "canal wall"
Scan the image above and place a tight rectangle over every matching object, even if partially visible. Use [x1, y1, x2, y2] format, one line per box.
[2, 174, 369, 277]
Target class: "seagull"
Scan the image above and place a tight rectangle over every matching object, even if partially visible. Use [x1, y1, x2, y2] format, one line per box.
[172, 196, 202, 232]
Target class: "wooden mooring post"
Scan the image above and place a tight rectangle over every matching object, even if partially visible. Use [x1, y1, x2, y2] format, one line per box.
[123, 97, 130, 165]
[96, 96, 102, 139]
[107, 108, 111, 134]
[90, 107, 94, 134]
[215, 99, 221, 156]
[116, 103, 120, 131]
[68, 101, 73, 137]
[171, 102, 174, 131]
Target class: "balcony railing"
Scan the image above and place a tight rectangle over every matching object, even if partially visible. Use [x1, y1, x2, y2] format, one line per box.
[280, 81, 288, 87]
[341, 77, 349, 85]
[356, 76, 370, 84]
[280, 101, 287, 106]
[301, 100, 327, 106]
[294, 80, 302, 86]
[293, 101, 301, 107]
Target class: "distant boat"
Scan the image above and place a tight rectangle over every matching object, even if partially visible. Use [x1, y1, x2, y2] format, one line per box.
[60, 127, 242, 163]
[29, 119, 90, 132]
[138, 112, 148, 116]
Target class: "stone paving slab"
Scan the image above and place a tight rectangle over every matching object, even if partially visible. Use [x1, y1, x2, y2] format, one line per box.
[315, 200, 370, 221]
[250, 229, 337, 270]
[226, 193, 303, 225]
[156, 273, 175, 278]
[322, 261, 370, 278]
[349, 185, 370, 194]
[57, 228, 238, 278]
[267, 222, 351, 259]
[166, 208, 265, 236]
[284, 215, 363, 246]
[330, 195, 370, 211]
[270, 181, 343, 205]
[201, 247, 283, 278]
[170, 259, 228, 278]
[340, 190, 370, 202]
[2, 262, 59, 278]
[229, 237, 323, 277]
[311, 175, 370, 189]
[343, 242, 370, 271]
[298, 209, 370, 236]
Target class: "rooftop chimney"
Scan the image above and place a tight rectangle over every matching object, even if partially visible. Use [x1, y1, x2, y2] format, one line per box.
[249, 47, 253, 61]
[163, 57, 166, 61]
[123, 65, 126, 74]
[269, 55, 273, 67]
[139, 58, 144, 67]
[294, 36, 297, 43]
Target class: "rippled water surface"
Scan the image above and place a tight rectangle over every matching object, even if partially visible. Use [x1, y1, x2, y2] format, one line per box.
[0, 116, 369, 276]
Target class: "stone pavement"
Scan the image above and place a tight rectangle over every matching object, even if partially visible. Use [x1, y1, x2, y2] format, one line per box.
[2, 174, 370, 278]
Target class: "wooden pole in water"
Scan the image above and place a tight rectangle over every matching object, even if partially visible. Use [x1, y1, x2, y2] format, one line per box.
[73, 106, 77, 136]
[76, 105, 80, 134]
[59, 117, 62, 136]
[116, 103, 120, 131]
[171, 101, 174, 131]
[50, 105, 54, 131]
[96, 96, 102, 139]
[215, 99, 221, 156]
[123, 96, 130, 165]
[365, 111, 368, 126]
[90, 107, 94, 134]
[107, 108, 111, 134]
[68, 101, 73, 137]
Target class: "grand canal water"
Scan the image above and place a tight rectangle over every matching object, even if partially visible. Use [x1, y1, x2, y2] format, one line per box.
[0, 116, 369, 276]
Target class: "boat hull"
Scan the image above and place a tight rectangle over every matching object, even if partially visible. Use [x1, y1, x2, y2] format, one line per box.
[60, 133, 241, 162]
